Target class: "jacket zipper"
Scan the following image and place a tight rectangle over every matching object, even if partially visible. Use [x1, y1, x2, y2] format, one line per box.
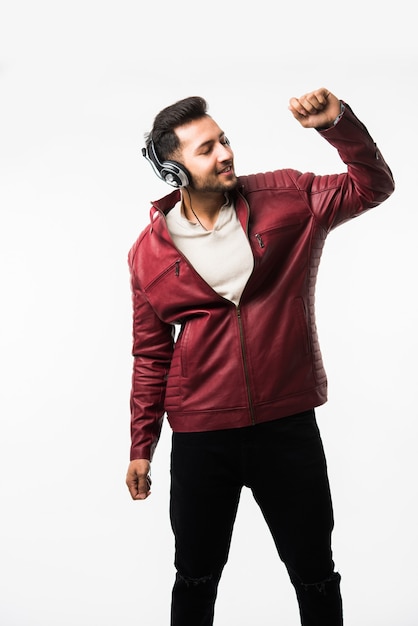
[236, 306, 256, 425]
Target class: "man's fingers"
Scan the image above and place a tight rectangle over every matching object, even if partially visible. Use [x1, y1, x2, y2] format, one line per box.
[134, 475, 151, 500]
[289, 88, 340, 129]
[126, 475, 151, 500]
[134, 476, 151, 500]
[298, 90, 330, 114]
[288, 96, 308, 117]
[138, 474, 152, 493]
[289, 88, 330, 117]
[126, 473, 140, 499]
[126, 462, 152, 500]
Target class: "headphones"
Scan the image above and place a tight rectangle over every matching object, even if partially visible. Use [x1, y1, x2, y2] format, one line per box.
[142, 140, 191, 188]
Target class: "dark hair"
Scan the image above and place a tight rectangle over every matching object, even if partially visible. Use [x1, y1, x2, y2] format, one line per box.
[146, 96, 208, 162]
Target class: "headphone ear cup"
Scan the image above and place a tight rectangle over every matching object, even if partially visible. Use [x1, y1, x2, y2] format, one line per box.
[160, 161, 190, 188]
[142, 141, 190, 187]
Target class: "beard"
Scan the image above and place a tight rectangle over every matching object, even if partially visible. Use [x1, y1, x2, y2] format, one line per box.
[188, 171, 238, 194]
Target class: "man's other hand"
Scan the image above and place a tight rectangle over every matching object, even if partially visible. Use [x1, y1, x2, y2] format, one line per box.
[126, 459, 151, 500]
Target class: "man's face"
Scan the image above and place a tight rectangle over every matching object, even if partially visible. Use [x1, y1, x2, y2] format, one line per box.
[174, 116, 237, 193]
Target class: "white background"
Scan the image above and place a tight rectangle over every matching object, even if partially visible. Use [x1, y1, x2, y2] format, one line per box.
[1, 1, 417, 624]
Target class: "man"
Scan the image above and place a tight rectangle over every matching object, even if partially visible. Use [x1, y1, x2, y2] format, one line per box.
[126, 87, 394, 625]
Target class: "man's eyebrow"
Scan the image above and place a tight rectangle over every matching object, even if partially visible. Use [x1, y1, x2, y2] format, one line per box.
[195, 131, 226, 152]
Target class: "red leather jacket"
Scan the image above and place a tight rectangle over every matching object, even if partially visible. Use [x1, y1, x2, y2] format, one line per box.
[128, 103, 394, 461]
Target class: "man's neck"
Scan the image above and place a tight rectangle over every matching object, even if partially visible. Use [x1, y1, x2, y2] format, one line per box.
[181, 188, 227, 231]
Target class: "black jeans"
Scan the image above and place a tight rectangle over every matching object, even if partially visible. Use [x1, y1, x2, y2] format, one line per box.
[170, 409, 343, 625]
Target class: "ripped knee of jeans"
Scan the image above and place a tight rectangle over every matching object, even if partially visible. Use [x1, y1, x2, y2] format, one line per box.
[176, 571, 213, 588]
[301, 572, 341, 595]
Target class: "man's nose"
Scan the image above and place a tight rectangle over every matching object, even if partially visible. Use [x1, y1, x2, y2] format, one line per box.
[216, 142, 232, 160]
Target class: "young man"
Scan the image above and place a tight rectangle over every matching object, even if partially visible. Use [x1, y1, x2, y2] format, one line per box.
[126, 87, 394, 625]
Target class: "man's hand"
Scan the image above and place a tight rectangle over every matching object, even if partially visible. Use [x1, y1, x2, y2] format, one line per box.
[288, 87, 341, 129]
[126, 459, 151, 500]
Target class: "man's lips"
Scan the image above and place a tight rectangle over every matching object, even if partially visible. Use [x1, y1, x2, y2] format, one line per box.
[218, 164, 234, 175]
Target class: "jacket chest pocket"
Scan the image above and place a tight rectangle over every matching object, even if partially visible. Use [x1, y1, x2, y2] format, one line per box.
[144, 259, 181, 293]
[253, 221, 304, 251]
[142, 259, 184, 322]
[142, 257, 218, 323]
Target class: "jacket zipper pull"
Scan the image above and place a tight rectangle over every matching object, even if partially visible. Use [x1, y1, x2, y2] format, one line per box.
[255, 233, 264, 248]
[175, 260, 180, 276]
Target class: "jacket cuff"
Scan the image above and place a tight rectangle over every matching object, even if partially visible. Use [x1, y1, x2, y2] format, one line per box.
[317, 100, 346, 132]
